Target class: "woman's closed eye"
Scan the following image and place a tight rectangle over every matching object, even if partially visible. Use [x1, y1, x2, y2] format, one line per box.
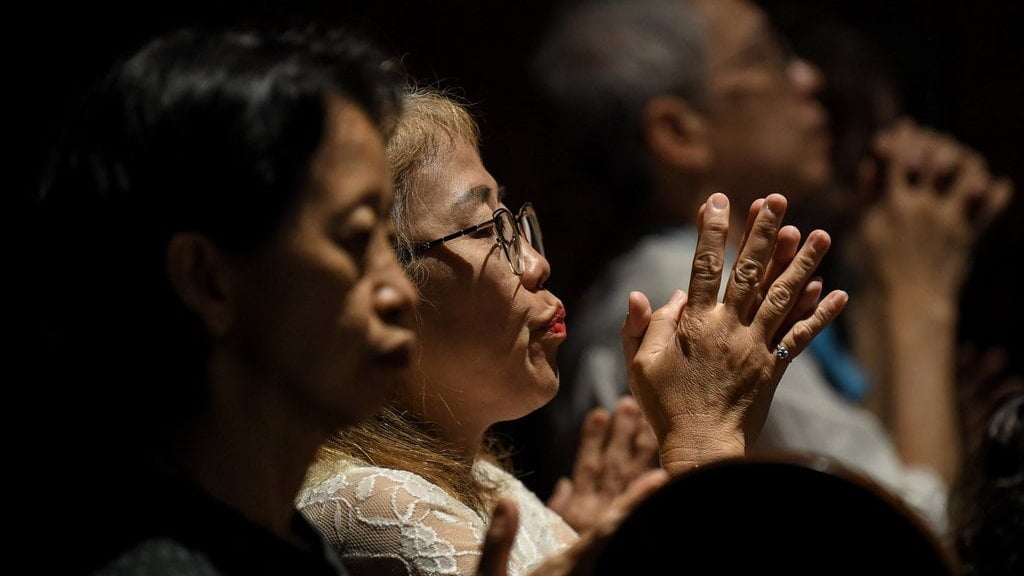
[332, 205, 380, 259]
[334, 229, 371, 259]
[470, 225, 495, 240]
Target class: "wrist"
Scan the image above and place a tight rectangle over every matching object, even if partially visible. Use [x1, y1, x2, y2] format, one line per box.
[659, 415, 745, 476]
[884, 291, 958, 328]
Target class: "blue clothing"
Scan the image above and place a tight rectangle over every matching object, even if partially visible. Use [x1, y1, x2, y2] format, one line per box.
[807, 323, 870, 401]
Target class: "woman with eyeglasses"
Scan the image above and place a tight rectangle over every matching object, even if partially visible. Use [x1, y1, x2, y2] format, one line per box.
[298, 88, 848, 576]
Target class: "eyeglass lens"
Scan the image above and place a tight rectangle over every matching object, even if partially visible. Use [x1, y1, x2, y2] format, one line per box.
[494, 211, 523, 274]
[521, 207, 543, 256]
[503, 206, 545, 275]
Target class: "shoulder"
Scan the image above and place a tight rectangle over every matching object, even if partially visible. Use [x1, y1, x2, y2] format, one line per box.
[475, 460, 578, 542]
[299, 462, 461, 511]
[299, 462, 482, 537]
[93, 538, 223, 576]
[303, 463, 490, 576]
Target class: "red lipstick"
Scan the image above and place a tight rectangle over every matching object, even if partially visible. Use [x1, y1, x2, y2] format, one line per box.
[547, 306, 567, 337]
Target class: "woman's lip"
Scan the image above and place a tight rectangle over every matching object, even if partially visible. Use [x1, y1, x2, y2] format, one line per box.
[547, 320, 567, 337]
[545, 305, 567, 336]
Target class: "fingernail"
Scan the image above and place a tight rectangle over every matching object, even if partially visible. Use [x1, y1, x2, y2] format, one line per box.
[763, 194, 786, 216]
[669, 289, 685, 304]
[710, 193, 728, 211]
[810, 230, 830, 251]
[829, 290, 849, 307]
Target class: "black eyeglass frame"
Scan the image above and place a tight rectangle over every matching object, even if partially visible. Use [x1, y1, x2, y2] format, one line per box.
[407, 202, 543, 275]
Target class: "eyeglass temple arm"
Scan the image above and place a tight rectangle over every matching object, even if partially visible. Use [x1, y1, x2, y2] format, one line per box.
[411, 221, 497, 255]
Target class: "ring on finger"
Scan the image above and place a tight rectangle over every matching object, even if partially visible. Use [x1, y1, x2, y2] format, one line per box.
[775, 343, 792, 362]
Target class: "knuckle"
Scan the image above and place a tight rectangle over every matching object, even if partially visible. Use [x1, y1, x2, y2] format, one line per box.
[789, 321, 815, 345]
[578, 459, 601, 477]
[753, 216, 778, 238]
[703, 218, 730, 236]
[765, 282, 794, 310]
[733, 257, 765, 288]
[957, 150, 981, 173]
[692, 251, 724, 282]
[794, 244, 822, 271]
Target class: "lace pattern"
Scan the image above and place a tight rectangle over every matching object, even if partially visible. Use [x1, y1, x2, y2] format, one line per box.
[298, 459, 577, 576]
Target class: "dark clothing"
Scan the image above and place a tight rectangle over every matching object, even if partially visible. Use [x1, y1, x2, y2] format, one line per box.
[77, 465, 350, 576]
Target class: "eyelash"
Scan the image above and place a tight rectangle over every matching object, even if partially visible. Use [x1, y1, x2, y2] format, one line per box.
[337, 230, 371, 255]
[471, 227, 494, 240]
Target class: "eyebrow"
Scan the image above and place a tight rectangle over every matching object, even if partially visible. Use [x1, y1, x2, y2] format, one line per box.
[454, 184, 498, 207]
[716, 19, 779, 70]
[735, 27, 772, 62]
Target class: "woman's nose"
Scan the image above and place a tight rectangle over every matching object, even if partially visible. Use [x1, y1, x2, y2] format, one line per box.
[518, 241, 551, 292]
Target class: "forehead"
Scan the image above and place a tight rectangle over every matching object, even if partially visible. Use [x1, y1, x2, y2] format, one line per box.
[407, 133, 497, 230]
[694, 0, 769, 67]
[306, 96, 389, 212]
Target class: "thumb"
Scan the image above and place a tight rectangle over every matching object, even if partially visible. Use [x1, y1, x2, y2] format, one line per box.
[477, 497, 518, 576]
[546, 477, 574, 514]
[622, 290, 686, 363]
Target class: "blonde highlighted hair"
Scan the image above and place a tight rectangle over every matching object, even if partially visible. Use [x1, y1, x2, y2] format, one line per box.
[312, 86, 510, 516]
[387, 87, 481, 283]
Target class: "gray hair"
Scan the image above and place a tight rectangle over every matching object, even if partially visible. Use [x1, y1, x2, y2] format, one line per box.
[533, 0, 709, 202]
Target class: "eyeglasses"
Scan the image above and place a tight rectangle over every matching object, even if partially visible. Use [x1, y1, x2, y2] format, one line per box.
[408, 203, 544, 275]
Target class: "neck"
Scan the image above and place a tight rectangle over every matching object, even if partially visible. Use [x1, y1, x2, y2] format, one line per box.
[433, 413, 486, 464]
[174, 354, 331, 548]
[402, 372, 488, 463]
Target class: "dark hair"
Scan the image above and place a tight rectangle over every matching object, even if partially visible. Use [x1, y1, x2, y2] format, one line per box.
[597, 457, 956, 575]
[952, 393, 1024, 576]
[33, 26, 404, 460]
[532, 0, 708, 211]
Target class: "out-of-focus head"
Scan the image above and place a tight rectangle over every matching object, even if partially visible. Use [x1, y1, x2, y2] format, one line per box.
[534, 0, 710, 214]
[952, 392, 1024, 576]
[693, 0, 831, 200]
[36, 27, 416, 454]
[385, 89, 565, 435]
[536, 0, 829, 218]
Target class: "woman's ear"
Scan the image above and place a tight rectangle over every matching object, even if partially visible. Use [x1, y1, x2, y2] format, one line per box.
[642, 95, 711, 169]
[166, 233, 233, 336]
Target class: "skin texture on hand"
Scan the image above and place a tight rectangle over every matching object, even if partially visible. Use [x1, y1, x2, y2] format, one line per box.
[474, 193, 846, 576]
[546, 396, 659, 533]
[850, 118, 1013, 484]
[621, 193, 848, 476]
[477, 470, 670, 576]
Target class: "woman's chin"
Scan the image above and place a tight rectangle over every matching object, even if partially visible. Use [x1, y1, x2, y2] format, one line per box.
[508, 374, 560, 421]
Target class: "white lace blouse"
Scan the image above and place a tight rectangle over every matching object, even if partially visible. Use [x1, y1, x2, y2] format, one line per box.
[297, 459, 578, 576]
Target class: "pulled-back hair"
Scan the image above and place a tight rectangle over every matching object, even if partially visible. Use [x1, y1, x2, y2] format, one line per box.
[314, 87, 508, 515]
[533, 0, 709, 209]
[387, 87, 481, 284]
